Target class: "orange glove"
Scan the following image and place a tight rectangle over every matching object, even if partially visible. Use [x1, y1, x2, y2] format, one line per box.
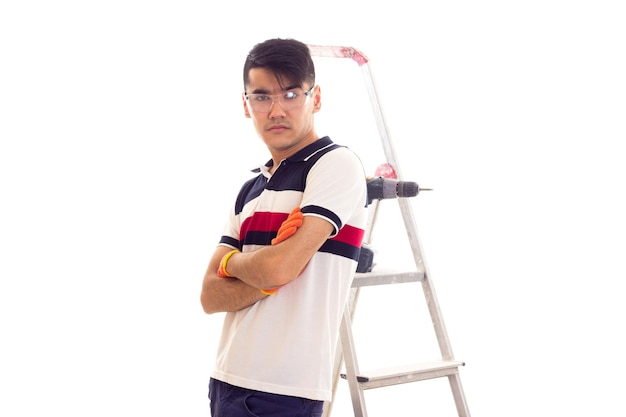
[271, 207, 303, 245]
[262, 207, 303, 295]
[217, 249, 240, 278]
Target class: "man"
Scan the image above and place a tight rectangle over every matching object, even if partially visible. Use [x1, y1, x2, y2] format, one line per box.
[200, 38, 368, 416]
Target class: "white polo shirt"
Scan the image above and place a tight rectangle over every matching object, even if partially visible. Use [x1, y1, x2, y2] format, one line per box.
[212, 136, 368, 401]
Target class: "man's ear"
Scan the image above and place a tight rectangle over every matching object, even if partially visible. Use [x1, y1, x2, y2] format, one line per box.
[313, 85, 322, 113]
[242, 93, 251, 118]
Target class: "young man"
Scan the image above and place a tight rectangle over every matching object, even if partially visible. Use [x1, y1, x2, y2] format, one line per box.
[200, 38, 368, 416]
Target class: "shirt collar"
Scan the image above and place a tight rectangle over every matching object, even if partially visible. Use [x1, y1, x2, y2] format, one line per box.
[251, 136, 333, 173]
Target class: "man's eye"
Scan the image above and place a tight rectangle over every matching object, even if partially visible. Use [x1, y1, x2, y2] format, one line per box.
[255, 95, 270, 102]
[284, 91, 298, 100]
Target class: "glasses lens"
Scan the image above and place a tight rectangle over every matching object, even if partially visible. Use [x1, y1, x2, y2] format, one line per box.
[246, 89, 310, 112]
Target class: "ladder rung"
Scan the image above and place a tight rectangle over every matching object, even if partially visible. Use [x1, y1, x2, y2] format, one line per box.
[341, 360, 464, 390]
[353, 268, 424, 287]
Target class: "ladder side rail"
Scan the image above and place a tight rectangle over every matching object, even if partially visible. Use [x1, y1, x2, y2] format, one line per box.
[363, 199, 381, 244]
[449, 373, 471, 417]
[359, 59, 466, 413]
[359, 58, 458, 360]
[358, 63, 404, 180]
[324, 287, 362, 417]
[361, 62, 468, 413]
[339, 299, 369, 417]
[324, 195, 381, 416]
[399, 197, 456, 360]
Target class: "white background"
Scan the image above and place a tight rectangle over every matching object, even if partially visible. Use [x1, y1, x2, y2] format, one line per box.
[1, 1, 625, 416]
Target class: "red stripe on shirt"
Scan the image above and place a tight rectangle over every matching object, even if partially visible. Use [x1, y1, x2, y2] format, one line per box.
[240, 211, 287, 238]
[330, 224, 365, 247]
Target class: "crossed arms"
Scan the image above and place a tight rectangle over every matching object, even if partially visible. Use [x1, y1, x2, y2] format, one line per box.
[200, 214, 333, 314]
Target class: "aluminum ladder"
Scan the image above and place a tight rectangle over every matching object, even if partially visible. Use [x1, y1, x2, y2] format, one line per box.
[309, 45, 471, 417]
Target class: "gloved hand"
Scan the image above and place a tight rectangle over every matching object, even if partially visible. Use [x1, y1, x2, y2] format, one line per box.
[271, 207, 303, 245]
[262, 207, 303, 295]
[217, 249, 240, 278]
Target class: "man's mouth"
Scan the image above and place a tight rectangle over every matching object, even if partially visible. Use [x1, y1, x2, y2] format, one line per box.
[268, 124, 288, 132]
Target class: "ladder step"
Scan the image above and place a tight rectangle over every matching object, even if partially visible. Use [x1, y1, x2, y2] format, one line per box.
[353, 268, 424, 287]
[341, 360, 464, 390]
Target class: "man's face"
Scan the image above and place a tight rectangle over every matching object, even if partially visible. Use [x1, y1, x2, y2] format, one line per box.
[243, 67, 321, 158]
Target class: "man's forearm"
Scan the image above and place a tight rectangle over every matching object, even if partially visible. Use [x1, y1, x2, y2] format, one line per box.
[201, 246, 267, 314]
[201, 274, 266, 314]
[223, 245, 301, 290]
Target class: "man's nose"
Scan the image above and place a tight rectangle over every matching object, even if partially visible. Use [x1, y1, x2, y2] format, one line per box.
[267, 99, 286, 118]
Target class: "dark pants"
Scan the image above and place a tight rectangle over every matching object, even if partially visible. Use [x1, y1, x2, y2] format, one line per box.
[209, 378, 324, 417]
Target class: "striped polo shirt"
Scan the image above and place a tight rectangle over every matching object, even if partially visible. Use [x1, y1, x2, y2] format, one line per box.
[212, 136, 368, 401]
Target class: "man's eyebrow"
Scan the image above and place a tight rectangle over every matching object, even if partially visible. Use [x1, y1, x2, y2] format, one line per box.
[249, 84, 301, 94]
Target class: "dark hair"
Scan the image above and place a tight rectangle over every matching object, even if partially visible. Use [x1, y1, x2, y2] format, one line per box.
[243, 38, 315, 90]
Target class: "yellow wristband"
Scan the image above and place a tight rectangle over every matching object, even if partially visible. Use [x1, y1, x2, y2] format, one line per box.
[220, 249, 240, 277]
